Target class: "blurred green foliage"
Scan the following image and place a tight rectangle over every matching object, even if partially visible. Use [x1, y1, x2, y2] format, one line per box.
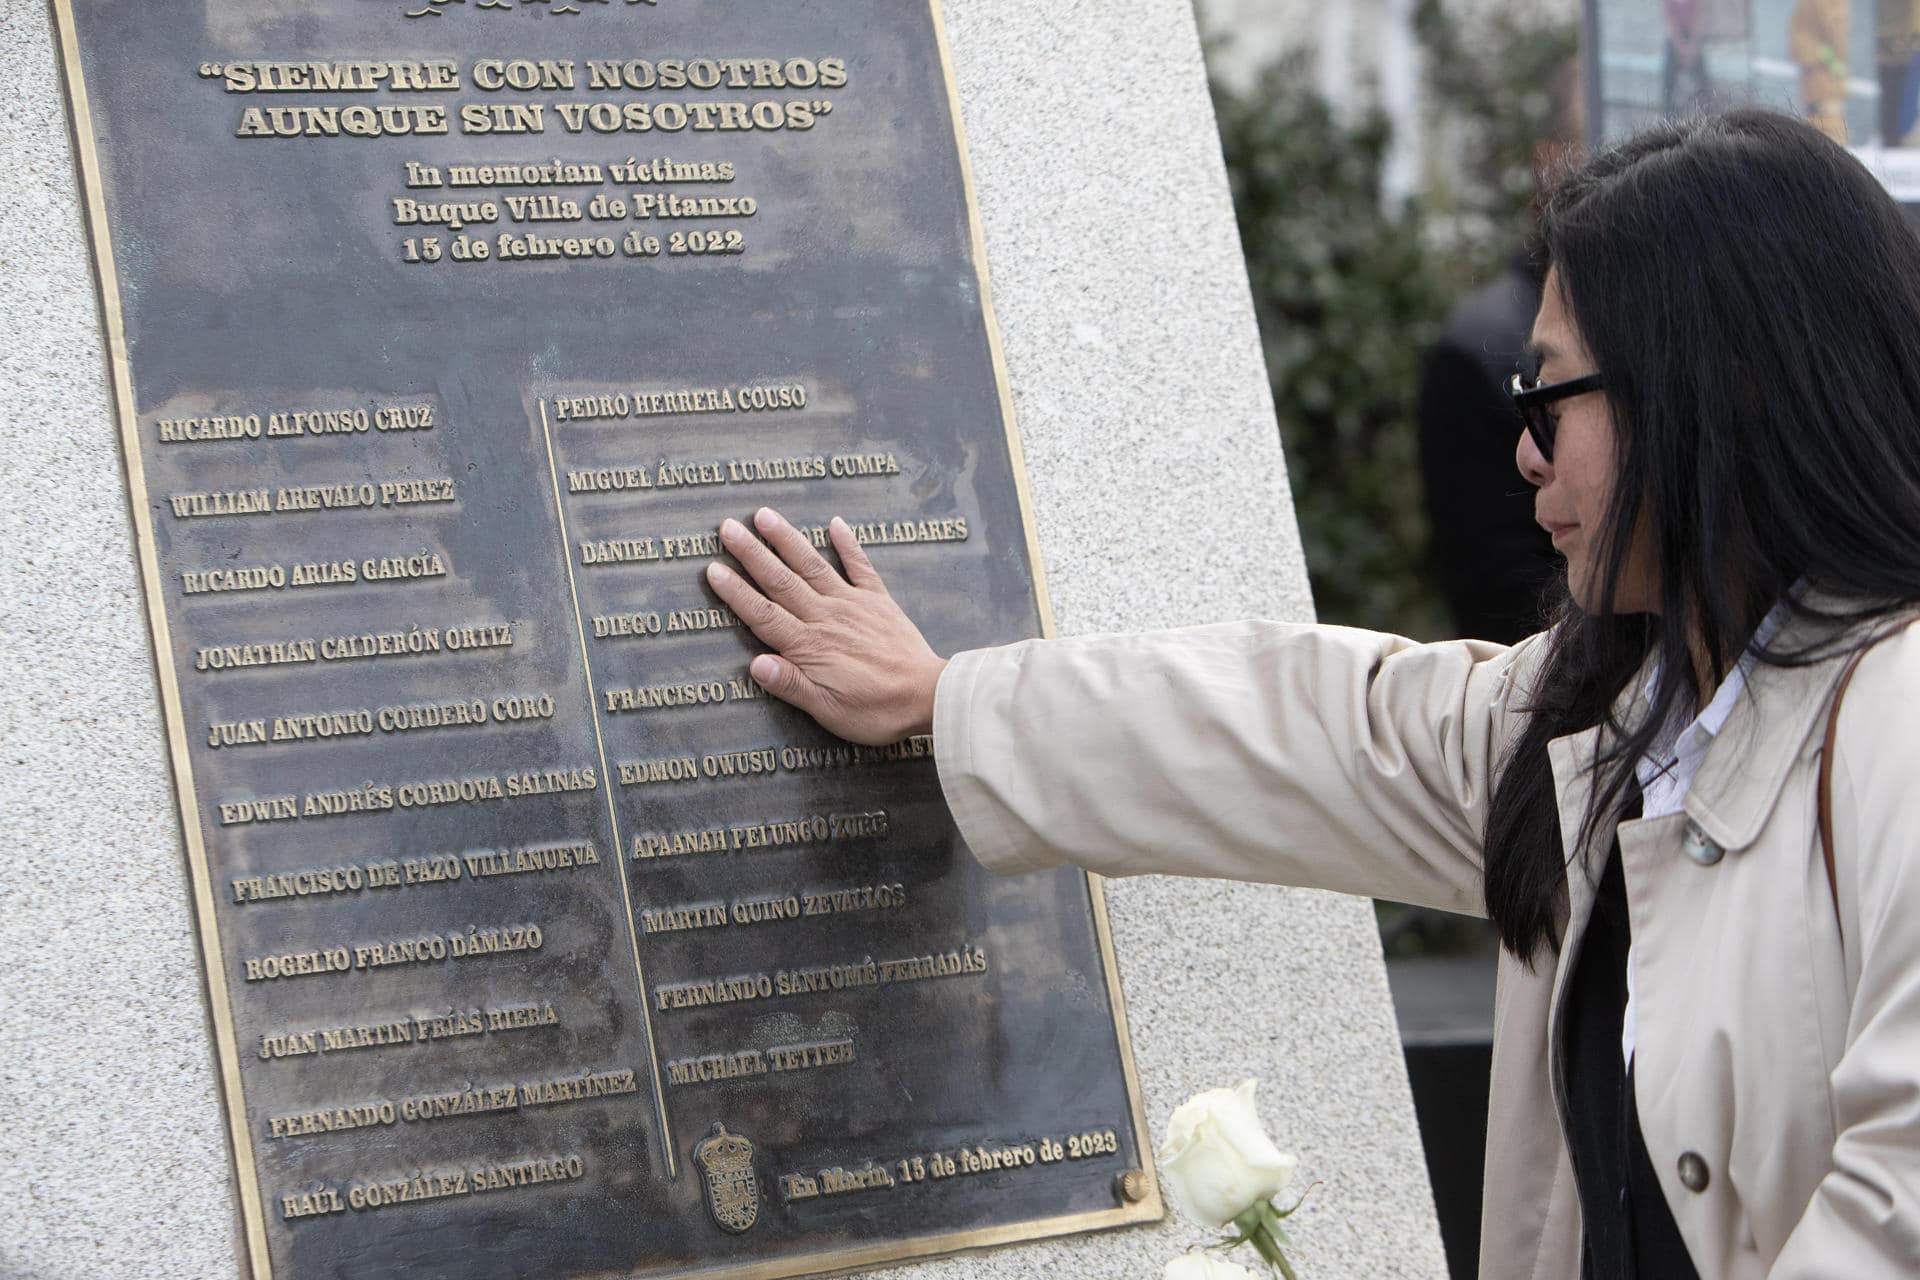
[1416, 1, 1583, 288]
[1212, 59, 1449, 637]
[1206, 7, 1578, 642]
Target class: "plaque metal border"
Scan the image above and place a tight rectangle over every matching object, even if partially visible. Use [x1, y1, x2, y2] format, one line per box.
[44, 0, 1167, 1275]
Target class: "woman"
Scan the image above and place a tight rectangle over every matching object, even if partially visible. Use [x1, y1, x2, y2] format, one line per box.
[701, 110, 1920, 1278]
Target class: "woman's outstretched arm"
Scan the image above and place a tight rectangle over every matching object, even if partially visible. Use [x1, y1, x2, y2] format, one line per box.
[708, 506, 1534, 913]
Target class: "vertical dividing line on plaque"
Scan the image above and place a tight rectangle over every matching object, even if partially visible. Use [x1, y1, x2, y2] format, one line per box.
[539, 396, 677, 1179]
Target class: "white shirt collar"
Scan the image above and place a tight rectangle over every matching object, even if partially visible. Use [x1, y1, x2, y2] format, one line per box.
[1635, 602, 1788, 811]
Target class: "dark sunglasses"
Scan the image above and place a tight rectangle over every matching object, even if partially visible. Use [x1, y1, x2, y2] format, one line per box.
[1506, 370, 1603, 463]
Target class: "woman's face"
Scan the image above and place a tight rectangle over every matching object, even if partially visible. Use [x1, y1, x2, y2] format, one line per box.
[1517, 269, 1658, 614]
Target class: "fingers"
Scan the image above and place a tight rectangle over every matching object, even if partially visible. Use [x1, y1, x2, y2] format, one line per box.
[705, 561, 802, 649]
[748, 653, 828, 718]
[719, 516, 818, 615]
[752, 507, 851, 596]
[828, 516, 885, 590]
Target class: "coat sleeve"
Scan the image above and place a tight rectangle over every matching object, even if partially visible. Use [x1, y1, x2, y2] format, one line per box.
[932, 619, 1541, 915]
[1771, 628, 1920, 1275]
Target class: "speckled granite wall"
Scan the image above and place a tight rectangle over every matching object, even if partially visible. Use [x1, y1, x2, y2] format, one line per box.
[0, 2, 1445, 1276]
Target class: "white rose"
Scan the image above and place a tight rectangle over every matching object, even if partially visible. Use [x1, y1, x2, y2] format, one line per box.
[1157, 1078, 1298, 1228]
[1163, 1252, 1260, 1280]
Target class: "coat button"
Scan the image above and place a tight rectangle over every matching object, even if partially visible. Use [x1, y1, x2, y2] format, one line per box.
[1678, 1152, 1711, 1193]
[1682, 823, 1724, 866]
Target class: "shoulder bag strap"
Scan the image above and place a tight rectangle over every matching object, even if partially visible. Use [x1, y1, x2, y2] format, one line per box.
[1817, 649, 1870, 935]
[1817, 615, 1920, 937]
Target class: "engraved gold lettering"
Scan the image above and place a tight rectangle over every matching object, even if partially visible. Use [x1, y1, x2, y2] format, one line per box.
[320, 1020, 417, 1053]
[450, 160, 605, 188]
[275, 482, 378, 511]
[631, 827, 730, 860]
[209, 718, 269, 748]
[195, 640, 318, 672]
[818, 1163, 896, 1195]
[487, 1002, 561, 1033]
[271, 709, 376, 743]
[158, 414, 260, 443]
[221, 796, 301, 825]
[638, 882, 903, 933]
[413, 1010, 486, 1046]
[594, 611, 662, 638]
[237, 104, 451, 139]
[653, 972, 776, 1012]
[666, 1050, 766, 1086]
[280, 1189, 347, 1219]
[267, 1100, 396, 1140]
[664, 606, 739, 634]
[377, 478, 457, 507]
[581, 537, 658, 565]
[257, 1031, 319, 1061]
[168, 488, 271, 518]
[726, 455, 827, 483]
[218, 60, 460, 94]
[344, 1168, 473, 1212]
[291, 560, 359, 587]
[242, 925, 543, 982]
[243, 947, 352, 982]
[360, 551, 447, 582]
[767, 1038, 855, 1074]
[231, 862, 364, 904]
[464, 841, 601, 878]
[518, 1067, 639, 1107]
[258, 1003, 556, 1065]
[827, 451, 902, 478]
[620, 755, 698, 785]
[567, 464, 650, 491]
[655, 944, 988, 1012]
[264, 407, 372, 437]
[641, 901, 729, 934]
[183, 565, 284, 595]
[629, 809, 887, 860]
[581, 517, 960, 574]
[399, 1082, 518, 1123]
[654, 459, 725, 488]
[464, 1154, 585, 1197]
[602, 679, 726, 713]
[374, 404, 437, 431]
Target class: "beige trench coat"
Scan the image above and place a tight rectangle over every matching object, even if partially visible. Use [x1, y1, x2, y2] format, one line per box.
[931, 616, 1920, 1278]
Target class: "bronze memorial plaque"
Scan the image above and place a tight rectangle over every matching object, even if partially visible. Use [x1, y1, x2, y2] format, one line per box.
[50, 1, 1161, 1277]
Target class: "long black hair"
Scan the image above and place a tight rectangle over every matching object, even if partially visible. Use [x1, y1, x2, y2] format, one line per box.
[1486, 109, 1920, 963]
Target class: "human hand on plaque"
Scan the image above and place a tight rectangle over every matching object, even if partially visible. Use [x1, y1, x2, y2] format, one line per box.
[706, 507, 948, 746]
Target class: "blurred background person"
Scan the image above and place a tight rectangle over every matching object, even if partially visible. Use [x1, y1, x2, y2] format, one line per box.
[1878, 0, 1920, 144]
[1664, 0, 1712, 112]
[1790, 0, 1851, 140]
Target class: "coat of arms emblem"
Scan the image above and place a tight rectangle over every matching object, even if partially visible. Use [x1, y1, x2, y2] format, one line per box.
[694, 1122, 760, 1233]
